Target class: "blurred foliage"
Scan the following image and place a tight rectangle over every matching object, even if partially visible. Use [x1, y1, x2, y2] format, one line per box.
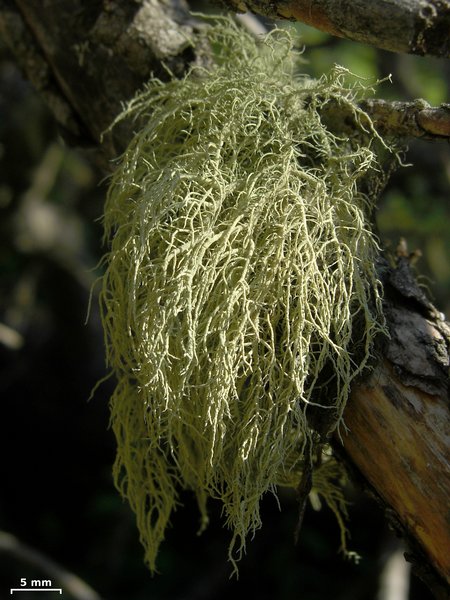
[0, 12, 447, 600]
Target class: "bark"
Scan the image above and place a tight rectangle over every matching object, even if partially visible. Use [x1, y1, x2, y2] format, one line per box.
[1, 1, 449, 595]
[0, 0, 197, 167]
[320, 98, 450, 142]
[340, 254, 450, 598]
[359, 100, 450, 141]
[218, 0, 450, 58]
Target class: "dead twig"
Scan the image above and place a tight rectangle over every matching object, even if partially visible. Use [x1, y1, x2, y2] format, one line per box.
[0, 531, 104, 600]
[360, 99, 450, 141]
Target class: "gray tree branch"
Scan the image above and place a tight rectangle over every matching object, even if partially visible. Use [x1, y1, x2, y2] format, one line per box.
[218, 0, 450, 58]
[0, 0, 196, 167]
[361, 99, 450, 140]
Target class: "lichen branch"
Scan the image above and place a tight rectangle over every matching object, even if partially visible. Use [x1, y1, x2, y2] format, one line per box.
[101, 18, 390, 572]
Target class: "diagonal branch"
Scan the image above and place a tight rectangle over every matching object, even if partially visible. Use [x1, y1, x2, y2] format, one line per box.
[361, 100, 450, 140]
[219, 0, 450, 58]
[319, 97, 450, 142]
[0, 531, 103, 600]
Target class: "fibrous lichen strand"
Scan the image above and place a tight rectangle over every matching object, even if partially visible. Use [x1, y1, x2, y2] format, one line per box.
[101, 18, 390, 573]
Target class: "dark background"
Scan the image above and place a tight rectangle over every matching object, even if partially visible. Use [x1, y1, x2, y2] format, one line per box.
[0, 15, 448, 600]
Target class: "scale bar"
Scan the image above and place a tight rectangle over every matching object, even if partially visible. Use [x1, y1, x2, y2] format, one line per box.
[10, 589, 62, 594]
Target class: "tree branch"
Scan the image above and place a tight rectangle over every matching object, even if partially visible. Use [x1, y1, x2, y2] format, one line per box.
[339, 254, 450, 597]
[218, 0, 450, 58]
[0, 0, 195, 167]
[320, 97, 450, 143]
[0, 531, 103, 600]
[361, 100, 450, 141]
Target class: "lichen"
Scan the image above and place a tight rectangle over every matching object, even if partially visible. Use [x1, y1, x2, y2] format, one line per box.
[100, 17, 389, 573]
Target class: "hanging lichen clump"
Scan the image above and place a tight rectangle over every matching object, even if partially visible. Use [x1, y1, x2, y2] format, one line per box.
[100, 18, 390, 572]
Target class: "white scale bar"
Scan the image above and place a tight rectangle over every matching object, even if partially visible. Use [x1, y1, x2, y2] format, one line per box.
[10, 590, 62, 594]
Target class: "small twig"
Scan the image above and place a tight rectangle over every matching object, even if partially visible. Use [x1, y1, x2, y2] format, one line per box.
[294, 462, 312, 545]
[0, 531, 104, 600]
[294, 439, 313, 545]
[377, 544, 411, 600]
[360, 99, 450, 141]
[235, 12, 268, 36]
[321, 98, 450, 143]
[0, 322, 23, 349]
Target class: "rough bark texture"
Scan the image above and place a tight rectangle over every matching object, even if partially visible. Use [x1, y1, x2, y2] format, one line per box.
[359, 100, 450, 141]
[341, 255, 450, 598]
[320, 98, 450, 142]
[1, 0, 449, 596]
[0, 0, 197, 167]
[218, 0, 450, 57]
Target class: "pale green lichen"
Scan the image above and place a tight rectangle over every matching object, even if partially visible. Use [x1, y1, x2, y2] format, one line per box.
[100, 18, 389, 573]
